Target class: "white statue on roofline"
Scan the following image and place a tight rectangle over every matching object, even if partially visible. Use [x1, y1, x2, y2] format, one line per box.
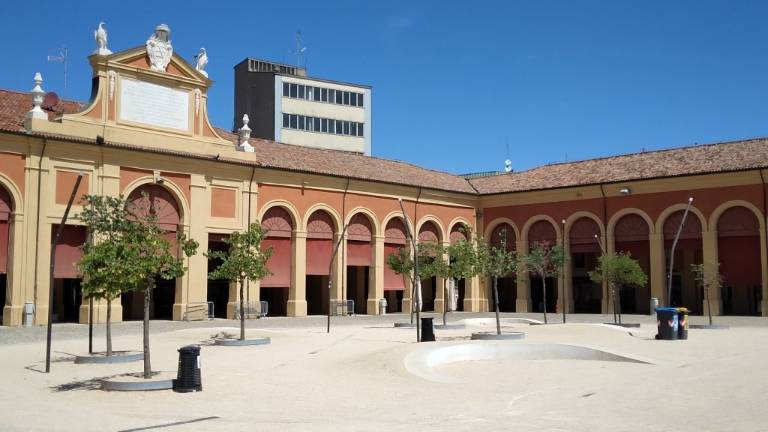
[93, 22, 112, 56]
[146, 24, 173, 72]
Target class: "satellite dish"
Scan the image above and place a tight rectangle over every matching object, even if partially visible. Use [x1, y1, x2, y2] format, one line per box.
[504, 159, 512, 173]
[42, 92, 59, 110]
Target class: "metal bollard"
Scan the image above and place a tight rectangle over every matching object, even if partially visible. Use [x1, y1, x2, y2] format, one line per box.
[650, 297, 659, 316]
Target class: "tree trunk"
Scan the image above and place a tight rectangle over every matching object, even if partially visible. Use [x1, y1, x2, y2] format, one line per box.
[616, 283, 622, 324]
[143, 277, 153, 379]
[610, 282, 617, 324]
[442, 278, 447, 326]
[106, 299, 112, 356]
[493, 276, 501, 335]
[706, 284, 713, 326]
[542, 275, 548, 324]
[240, 278, 245, 341]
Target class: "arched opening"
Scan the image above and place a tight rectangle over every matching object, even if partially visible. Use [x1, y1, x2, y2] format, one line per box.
[449, 224, 469, 311]
[527, 219, 558, 313]
[717, 206, 762, 316]
[383, 218, 407, 313]
[306, 210, 335, 315]
[489, 222, 516, 312]
[346, 213, 372, 315]
[0, 185, 11, 325]
[418, 221, 441, 312]
[122, 184, 181, 320]
[663, 210, 703, 314]
[614, 214, 651, 314]
[260, 207, 293, 317]
[51, 224, 87, 323]
[569, 217, 602, 313]
[207, 233, 230, 319]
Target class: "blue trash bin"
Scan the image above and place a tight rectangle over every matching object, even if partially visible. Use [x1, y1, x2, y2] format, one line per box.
[655, 307, 679, 340]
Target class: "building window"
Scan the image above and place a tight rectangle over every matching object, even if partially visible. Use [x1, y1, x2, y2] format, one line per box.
[350, 93, 357, 106]
[298, 85, 305, 99]
[313, 87, 321, 101]
[321, 118, 328, 132]
[335, 91, 343, 104]
[358, 94, 364, 107]
[283, 113, 289, 128]
[283, 82, 290, 97]
[343, 92, 350, 106]
[321, 88, 328, 102]
[343, 121, 350, 135]
[298, 116, 305, 130]
[350, 122, 357, 136]
[358, 122, 364, 136]
[314, 117, 321, 131]
[282, 112, 364, 138]
[290, 83, 298, 98]
[290, 114, 298, 129]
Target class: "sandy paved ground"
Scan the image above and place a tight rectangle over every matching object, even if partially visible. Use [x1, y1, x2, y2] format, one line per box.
[0, 313, 766, 431]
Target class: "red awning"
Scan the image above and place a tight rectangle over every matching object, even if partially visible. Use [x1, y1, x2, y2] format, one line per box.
[347, 240, 372, 267]
[52, 225, 87, 279]
[384, 243, 405, 290]
[306, 238, 333, 275]
[262, 237, 291, 287]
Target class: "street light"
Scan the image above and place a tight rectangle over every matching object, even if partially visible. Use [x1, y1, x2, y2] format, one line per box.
[561, 219, 566, 324]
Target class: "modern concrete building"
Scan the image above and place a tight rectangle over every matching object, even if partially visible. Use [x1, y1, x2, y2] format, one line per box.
[234, 58, 372, 155]
[0, 25, 766, 327]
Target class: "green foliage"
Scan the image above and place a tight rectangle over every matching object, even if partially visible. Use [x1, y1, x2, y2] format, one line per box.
[589, 252, 647, 288]
[419, 241, 450, 280]
[691, 263, 723, 290]
[447, 238, 478, 280]
[475, 238, 517, 279]
[517, 242, 564, 279]
[207, 222, 273, 283]
[386, 246, 414, 283]
[78, 195, 143, 302]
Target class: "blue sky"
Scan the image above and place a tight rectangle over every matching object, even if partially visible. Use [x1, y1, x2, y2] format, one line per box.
[2, 1, 767, 174]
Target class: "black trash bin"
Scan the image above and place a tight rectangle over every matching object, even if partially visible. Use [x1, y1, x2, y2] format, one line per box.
[677, 308, 689, 340]
[421, 317, 435, 342]
[655, 307, 679, 340]
[173, 345, 202, 393]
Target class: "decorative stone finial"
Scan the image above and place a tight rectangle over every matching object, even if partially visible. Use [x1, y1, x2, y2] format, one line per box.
[25, 73, 47, 131]
[237, 114, 254, 152]
[146, 24, 173, 72]
[194, 48, 208, 78]
[93, 22, 113, 56]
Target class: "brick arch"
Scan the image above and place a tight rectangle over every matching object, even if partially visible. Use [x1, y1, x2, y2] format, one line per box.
[527, 219, 557, 246]
[717, 206, 760, 237]
[347, 213, 373, 242]
[614, 213, 651, 242]
[490, 222, 516, 251]
[306, 209, 335, 240]
[384, 217, 407, 245]
[0, 184, 11, 218]
[663, 210, 703, 240]
[127, 184, 181, 231]
[0, 183, 12, 275]
[418, 220, 441, 243]
[449, 222, 469, 244]
[261, 206, 294, 238]
[569, 217, 601, 244]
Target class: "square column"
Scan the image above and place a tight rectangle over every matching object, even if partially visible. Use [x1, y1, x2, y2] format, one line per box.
[367, 235, 385, 314]
[702, 230, 723, 316]
[175, 174, 209, 321]
[761, 228, 768, 317]
[463, 275, 482, 312]
[649, 233, 666, 306]
[515, 240, 531, 312]
[288, 231, 307, 316]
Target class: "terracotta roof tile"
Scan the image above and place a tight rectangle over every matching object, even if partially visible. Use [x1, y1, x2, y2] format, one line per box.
[468, 139, 768, 194]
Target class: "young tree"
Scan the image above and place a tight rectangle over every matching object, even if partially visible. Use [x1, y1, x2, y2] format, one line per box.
[446, 235, 478, 325]
[518, 242, 565, 324]
[207, 222, 273, 341]
[475, 236, 517, 335]
[417, 241, 448, 319]
[386, 246, 415, 321]
[78, 195, 144, 356]
[589, 252, 647, 324]
[126, 194, 198, 379]
[691, 263, 723, 326]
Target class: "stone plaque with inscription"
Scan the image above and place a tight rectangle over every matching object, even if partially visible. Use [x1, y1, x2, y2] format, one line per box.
[119, 78, 189, 132]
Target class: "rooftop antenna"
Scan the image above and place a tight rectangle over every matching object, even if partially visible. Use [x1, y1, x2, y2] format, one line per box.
[47, 46, 68, 99]
[504, 138, 512, 173]
[294, 31, 307, 68]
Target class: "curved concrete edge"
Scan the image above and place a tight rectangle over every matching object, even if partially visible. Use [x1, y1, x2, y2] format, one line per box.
[394, 322, 416, 328]
[403, 341, 655, 383]
[74, 352, 143, 364]
[461, 317, 544, 327]
[101, 374, 174, 392]
[435, 324, 466, 330]
[603, 322, 642, 328]
[690, 324, 729, 330]
[470, 332, 526, 340]
[213, 337, 271, 346]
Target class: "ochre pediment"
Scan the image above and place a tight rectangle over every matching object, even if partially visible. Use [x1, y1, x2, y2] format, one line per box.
[99, 46, 208, 84]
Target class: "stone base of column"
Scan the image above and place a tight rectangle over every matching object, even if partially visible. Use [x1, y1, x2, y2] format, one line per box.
[762, 300, 768, 317]
[2, 305, 23, 326]
[226, 301, 237, 319]
[172, 303, 187, 321]
[401, 297, 412, 315]
[34, 305, 49, 325]
[515, 298, 531, 313]
[462, 297, 482, 312]
[367, 298, 381, 315]
[287, 300, 307, 317]
[78, 303, 123, 324]
[433, 298, 446, 314]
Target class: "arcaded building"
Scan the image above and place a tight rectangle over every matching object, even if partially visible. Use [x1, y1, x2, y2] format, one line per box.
[0, 26, 766, 326]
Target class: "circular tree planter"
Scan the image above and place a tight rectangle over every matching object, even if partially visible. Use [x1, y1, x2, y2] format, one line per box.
[394, 322, 416, 328]
[101, 371, 174, 391]
[213, 337, 271, 346]
[470, 331, 526, 340]
[603, 323, 641, 328]
[74, 351, 143, 364]
[434, 324, 466, 330]
[690, 324, 729, 330]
